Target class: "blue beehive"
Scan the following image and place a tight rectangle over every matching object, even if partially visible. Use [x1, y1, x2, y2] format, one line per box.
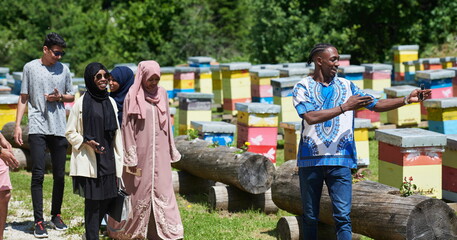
[188, 56, 215, 68]
[190, 121, 236, 146]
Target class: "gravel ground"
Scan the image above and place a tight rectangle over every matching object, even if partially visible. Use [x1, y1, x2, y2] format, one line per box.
[4, 200, 83, 240]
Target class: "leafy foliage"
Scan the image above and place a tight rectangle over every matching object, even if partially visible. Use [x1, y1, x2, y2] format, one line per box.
[0, 0, 456, 75]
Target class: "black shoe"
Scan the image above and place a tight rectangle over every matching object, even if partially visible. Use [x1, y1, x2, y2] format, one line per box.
[50, 214, 68, 231]
[34, 221, 48, 238]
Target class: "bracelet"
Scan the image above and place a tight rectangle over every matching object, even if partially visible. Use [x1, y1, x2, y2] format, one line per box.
[339, 105, 345, 115]
[403, 96, 410, 105]
[59, 94, 63, 102]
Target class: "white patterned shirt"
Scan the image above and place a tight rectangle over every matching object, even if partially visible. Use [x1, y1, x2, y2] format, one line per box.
[293, 76, 378, 168]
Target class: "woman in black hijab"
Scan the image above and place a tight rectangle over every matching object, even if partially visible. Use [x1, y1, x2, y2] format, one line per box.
[66, 62, 124, 240]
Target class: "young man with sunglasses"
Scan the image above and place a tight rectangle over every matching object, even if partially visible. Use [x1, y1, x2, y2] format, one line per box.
[14, 32, 74, 238]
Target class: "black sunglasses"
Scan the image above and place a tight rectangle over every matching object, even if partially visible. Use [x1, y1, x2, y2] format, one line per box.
[50, 49, 66, 57]
[95, 73, 110, 80]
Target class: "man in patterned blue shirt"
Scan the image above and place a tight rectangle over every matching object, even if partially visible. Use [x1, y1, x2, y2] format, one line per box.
[292, 43, 430, 240]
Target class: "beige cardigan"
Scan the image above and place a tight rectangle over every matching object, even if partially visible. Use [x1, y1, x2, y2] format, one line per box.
[66, 94, 123, 178]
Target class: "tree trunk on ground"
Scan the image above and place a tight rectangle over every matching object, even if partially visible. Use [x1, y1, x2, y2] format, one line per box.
[171, 170, 221, 195]
[3, 122, 29, 149]
[208, 185, 278, 214]
[172, 136, 275, 194]
[272, 160, 457, 240]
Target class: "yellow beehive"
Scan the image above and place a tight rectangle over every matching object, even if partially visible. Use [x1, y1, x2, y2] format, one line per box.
[273, 96, 301, 123]
[393, 51, 419, 63]
[280, 121, 301, 161]
[0, 94, 19, 129]
[379, 161, 442, 198]
[178, 110, 212, 135]
[385, 85, 421, 126]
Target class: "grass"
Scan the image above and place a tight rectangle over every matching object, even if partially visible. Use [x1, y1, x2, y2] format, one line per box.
[7, 107, 382, 239]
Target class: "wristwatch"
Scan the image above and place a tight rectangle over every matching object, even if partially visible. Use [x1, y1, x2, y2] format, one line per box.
[59, 94, 63, 102]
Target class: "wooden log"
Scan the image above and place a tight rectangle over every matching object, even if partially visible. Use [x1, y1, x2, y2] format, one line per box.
[172, 170, 219, 195]
[2, 122, 29, 149]
[172, 136, 275, 194]
[208, 185, 278, 214]
[272, 160, 457, 240]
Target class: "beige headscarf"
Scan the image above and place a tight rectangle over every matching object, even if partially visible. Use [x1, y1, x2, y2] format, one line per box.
[126, 60, 167, 129]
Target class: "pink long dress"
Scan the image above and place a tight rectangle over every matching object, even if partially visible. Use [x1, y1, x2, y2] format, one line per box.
[108, 87, 183, 240]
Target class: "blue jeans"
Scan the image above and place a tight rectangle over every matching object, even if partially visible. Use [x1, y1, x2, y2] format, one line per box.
[298, 166, 352, 240]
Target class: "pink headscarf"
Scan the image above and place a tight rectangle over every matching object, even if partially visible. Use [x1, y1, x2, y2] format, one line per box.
[126, 60, 168, 129]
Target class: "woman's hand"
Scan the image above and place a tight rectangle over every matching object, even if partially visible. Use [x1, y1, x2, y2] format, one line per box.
[84, 140, 105, 154]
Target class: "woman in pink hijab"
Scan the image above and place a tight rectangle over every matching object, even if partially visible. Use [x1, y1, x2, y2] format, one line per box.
[108, 60, 183, 240]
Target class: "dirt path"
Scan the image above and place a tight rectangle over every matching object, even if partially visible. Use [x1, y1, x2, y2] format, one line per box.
[4, 200, 82, 240]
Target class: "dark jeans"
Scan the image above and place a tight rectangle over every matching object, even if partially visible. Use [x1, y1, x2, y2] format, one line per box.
[298, 166, 352, 240]
[84, 198, 115, 240]
[29, 134, 68, 223]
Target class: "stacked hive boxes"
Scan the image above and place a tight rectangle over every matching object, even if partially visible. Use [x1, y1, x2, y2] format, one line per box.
[195, 67, 213, 94]
[271, 77, 302, 123]
[11, 72, 22, 95]
[250, 69, 279, 104]
[338, 65, 365, 89]
[416, 69, 455, 120]
[384, 85, 421, 126]
[0, 94, 19, 129]
[392, 45, 419, 81]
[174, 67, 196, 96]
[447, 67, 457, 97]
[354, 118, 372, 167]
[170, 107, 176, 135]
[443, 134, 457, 201]
[440, 57, 456, 69]
[177, 92, 213, 135]
[279, 67, 310, 78]
[403, 61, 416, 81]
[160, 67, 175, 99]
[414, 58, 431, 72]
[362, 63, 392, 91]
[423, 97, 457, 134]
[375, 128, 445, 199]
[0, 67, 8, 85]
[210, 65, 223, 104]
[280, 121, 301, 161]
[339, 54, 351, 66]
[220, 62, 252, 115]
[235, 103, 280, 163]
[423, 58, 442, 70]
[190, 121, 236, 146]
[355, 89, 383, 128]
[188, 56, 214, 68]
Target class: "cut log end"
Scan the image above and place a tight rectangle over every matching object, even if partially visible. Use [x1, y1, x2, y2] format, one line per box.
[407, 198, 457, 239]
[277, 216, 301, 240]
[238, 152, 275, 194]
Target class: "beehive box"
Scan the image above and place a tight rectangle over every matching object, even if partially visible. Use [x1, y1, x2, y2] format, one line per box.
[279, 67, 310, 78]
[11, 72, 22, 95]
[0, 94, 19, 129]
[440, 57, 456, 69]
[447, 67, 457, 97]
[0, 67, 9, 79]
[220, 62, 252, 113]
[195, 67, 213, 94]
[188, 56, 214, 68]
[174, 67, 195, 90]
[384, 85, 421, 126]
[423, 58, 442, 70]
[178, 92, 213, 111]
[443, 134, 457, 201]
[271, 77, 302, 123]
[403, 61, 416, 81]
[191, 121, 236, 146]
[355, 89, 383, 127]
[392, 45, 419, 81]
[210, 65, 223, 104]
[362, 63, 392, 91]
[339, 54, 351, 66]
[375, 128, 446, 198]
[423, 97, 457, 134]
[235, 103, 280, 127]
[160, 67, 175, 99]
[338, 65, 365, 89]
[280, 121, 301, 161]
[250, 69, 278, 104]
[354, 118, 372, 167]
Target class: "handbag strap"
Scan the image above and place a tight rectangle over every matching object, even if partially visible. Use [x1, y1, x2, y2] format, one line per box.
[118, 177, 126, 190]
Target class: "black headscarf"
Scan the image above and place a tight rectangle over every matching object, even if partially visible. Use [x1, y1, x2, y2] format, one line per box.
[83, 62, 118, 143]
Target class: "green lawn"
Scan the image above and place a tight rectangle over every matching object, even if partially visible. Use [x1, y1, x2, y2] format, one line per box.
[8, 108, 381, 239]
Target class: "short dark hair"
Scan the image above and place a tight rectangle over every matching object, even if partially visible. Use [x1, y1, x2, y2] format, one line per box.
[43, 32, 66, 48]
[307, 43, 336, 65]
